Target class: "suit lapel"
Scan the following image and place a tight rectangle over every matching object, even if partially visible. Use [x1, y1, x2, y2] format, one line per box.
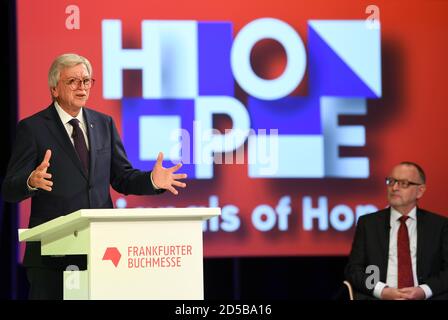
[43, 104, 88, 180]
[377, 209, 391, 281]
[416, 208, 426, 278]
[84, 108, 97, 183]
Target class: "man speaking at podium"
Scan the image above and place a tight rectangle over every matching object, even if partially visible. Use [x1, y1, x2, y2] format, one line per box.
[2, 53, 188, 300]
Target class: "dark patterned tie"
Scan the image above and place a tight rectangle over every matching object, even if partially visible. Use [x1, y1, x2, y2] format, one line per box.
[69, 118, 89, 174]
[397, 216, 414, 288]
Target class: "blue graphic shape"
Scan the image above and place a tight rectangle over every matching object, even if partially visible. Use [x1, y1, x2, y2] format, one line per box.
[198, 22, 234, 96]
[308, 25, 377, 97]
[309, 20, 381, 97]
[248, 96, 324, 178]
[248, 96, 321, 134]
[122, 98, 195, 178]
[248, 134, 324, 178]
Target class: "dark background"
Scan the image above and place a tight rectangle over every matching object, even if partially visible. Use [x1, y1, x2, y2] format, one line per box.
[0, 0, 348, 300]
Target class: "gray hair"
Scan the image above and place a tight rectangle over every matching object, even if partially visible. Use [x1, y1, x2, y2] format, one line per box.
[48, 53, 92, 89]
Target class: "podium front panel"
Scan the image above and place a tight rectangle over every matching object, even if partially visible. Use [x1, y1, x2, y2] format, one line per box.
[88, 219, 204, 299]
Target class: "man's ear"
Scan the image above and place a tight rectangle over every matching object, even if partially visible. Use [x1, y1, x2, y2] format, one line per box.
[416, 184, 426, 200]
[51, 87, 58, 98]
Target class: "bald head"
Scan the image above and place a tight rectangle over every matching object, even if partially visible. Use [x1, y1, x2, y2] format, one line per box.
[399, 161, 426, 184]
[386, 162, 426, 215]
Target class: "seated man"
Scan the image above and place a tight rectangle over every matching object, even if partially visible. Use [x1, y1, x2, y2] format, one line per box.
[345, 162, 448, 300]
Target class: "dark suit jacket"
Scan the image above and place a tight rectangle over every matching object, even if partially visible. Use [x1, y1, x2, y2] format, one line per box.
[345, 208, 448, 300]
[2, 104, 164, 268]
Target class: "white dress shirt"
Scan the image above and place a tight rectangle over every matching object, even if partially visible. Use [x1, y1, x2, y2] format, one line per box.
[54, 101, 89, 149]
[373, 206, 433, 299]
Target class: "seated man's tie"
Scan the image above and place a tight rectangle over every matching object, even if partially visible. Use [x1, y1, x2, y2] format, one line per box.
[398, 216, 414, 288]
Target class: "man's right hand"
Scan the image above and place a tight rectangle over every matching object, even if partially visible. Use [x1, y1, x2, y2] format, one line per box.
[381, 287, 406, 300]
[29, 149, 53, 191]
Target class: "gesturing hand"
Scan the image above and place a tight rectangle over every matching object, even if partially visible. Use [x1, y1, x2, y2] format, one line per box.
[151, 152, 187, 195]
[29, 149, 53, 191]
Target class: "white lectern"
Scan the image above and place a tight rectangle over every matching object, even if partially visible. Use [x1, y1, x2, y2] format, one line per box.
[18, 208, 220, 300]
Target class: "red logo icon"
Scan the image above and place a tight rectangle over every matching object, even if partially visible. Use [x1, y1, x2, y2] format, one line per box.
[102, 247, 121, 267]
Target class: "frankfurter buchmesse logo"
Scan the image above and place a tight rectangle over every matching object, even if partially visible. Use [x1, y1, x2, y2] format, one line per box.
[102, 247, 121, 267]
[102, 245, 194, 268]
[101, 18, 381, 179]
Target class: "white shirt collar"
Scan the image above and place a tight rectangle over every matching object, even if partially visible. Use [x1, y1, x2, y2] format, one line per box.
[390, 206, 417, 222]
[54, 101, 84, 125]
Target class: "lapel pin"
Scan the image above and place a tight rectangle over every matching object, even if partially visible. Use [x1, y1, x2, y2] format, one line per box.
[90, 124, 94, 128]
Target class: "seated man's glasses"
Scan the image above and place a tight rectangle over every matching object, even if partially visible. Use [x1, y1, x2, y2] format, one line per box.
[385, 177, 423, 189]
[63, 78, 95, 90]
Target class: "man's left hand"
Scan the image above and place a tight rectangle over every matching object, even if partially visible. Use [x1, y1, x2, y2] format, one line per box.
[151, 152, 187, 195]
[398, 287, 426, 300]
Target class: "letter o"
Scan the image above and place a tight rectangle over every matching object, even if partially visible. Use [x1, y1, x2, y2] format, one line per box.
[329, 204, 354, 231]
[252, 205, 276, 231]
[231, 18, 306, 100]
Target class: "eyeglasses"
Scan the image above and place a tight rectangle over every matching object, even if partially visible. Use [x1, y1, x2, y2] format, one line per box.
[62, 78, 95, 90]
[385, 177, 423, 189]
